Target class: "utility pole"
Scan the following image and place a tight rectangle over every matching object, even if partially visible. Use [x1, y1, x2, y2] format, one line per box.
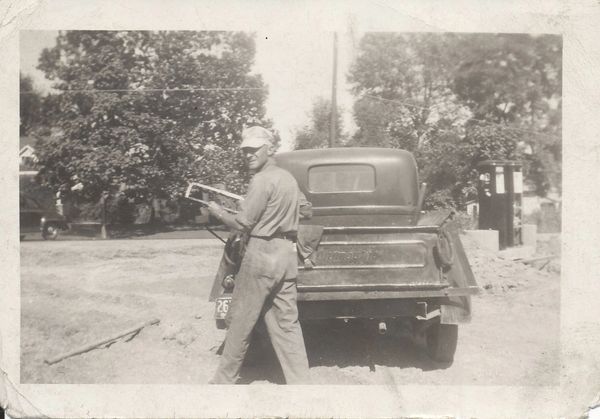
[329, 32, 338, 148]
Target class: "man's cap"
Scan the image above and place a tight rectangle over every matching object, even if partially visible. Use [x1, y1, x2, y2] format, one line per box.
[240, 126, 274, 149]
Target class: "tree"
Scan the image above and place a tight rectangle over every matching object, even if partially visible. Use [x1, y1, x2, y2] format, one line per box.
[414, 119, 524, 209]
[20, 73, 42, 136]
[36, 31, 269, 218]
[453, 34, 561, 124]
[294, 97, 344, 149]
[347, 33, 469, 151]
[452, 34, 562, 196]
[347, 32, 562, 207]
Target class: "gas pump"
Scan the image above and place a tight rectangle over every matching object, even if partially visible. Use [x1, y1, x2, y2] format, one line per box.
[477, 160, 523, 249]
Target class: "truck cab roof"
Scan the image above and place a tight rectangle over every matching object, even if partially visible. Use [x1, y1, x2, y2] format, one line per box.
[275, 147, 419, 221]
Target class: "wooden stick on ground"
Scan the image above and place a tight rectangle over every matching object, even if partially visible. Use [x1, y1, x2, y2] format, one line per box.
[515, 255, 558, 264]
[45, 318, 160, 365]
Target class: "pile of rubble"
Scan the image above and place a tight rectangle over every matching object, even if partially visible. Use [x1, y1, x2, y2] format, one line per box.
[460, 233, 560, 294]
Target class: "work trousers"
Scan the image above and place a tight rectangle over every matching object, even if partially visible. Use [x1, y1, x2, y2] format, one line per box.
[210, 237, 310, 384]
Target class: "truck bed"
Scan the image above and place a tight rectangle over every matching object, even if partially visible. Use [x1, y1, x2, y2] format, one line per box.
[296, 223, 478, 302]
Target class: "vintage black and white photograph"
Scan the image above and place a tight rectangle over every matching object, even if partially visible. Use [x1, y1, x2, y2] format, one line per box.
[4, 1, 600, 417]
[19, 29, 564, 385]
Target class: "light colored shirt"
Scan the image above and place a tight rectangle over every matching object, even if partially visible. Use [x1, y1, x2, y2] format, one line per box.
[235, 158, 300, 237]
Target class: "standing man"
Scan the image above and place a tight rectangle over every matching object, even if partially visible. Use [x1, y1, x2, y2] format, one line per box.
[207, 126, 310, 384]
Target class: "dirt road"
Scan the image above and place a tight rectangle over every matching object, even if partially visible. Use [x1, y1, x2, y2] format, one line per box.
[20, 234, 570, 389]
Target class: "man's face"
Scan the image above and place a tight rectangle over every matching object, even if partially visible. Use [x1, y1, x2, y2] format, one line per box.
[242, 144, 271, 172]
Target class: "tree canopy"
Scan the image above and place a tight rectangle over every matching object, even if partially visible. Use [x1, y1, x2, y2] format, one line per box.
[294, 97, 344, 150]
[348, 33, 469, 150]
[347, 33, 562, 207]
[20, 73, 43, 136]
[35, 31, 269, 208]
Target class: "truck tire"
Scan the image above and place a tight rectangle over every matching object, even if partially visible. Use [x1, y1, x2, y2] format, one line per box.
[42, 224, 60, 240]
[426, 321, 458, 363]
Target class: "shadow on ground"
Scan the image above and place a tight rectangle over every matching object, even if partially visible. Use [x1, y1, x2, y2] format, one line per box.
[236, 319, 451, 384]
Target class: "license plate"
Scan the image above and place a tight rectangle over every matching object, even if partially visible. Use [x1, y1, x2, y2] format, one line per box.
[215, 296, 232, 319]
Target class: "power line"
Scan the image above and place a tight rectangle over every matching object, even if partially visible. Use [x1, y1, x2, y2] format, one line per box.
[19, 86, 267, 94]
[364, 94, 429, 111]
[362, 93, 561, 140]
[356, 120, 556, 149]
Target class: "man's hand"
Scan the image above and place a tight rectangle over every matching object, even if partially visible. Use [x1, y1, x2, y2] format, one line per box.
[207, 200, 245, 232]
[207, 201, 224, 219]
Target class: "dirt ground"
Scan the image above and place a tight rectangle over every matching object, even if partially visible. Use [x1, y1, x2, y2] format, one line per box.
[18, 233, 575, 389]
[20, 232, 600, 414]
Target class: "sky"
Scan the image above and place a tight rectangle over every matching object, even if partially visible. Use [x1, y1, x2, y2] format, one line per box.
[20, 30, 359, 151]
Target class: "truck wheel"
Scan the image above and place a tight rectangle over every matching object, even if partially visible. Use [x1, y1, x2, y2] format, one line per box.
[426, 321, 458, 363]
[42, 224, 60, 240]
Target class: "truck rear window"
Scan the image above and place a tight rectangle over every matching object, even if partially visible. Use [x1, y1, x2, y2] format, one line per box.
[308, 164, 375, 193]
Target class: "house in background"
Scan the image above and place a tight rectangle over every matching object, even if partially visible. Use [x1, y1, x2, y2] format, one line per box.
[20, 136, 57, 210]
[463, 177, 561, 233]
[20, 135, 39, 176]
[522, 179, 561, 216]
[521, 180, 561, 233]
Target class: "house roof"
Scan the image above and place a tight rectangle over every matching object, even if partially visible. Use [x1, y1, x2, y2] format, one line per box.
[20, 144, 35, 156]
[19, 136, 41, 172]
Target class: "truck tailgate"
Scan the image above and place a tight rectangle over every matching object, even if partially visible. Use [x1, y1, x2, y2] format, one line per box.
[297, 227, 444, 293]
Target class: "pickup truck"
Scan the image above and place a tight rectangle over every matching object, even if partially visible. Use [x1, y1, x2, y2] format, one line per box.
[209, 147, 478, 363]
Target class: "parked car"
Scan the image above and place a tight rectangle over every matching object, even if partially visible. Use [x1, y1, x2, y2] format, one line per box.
[20, 193, 69, 240]
[208, 147, 478, 363]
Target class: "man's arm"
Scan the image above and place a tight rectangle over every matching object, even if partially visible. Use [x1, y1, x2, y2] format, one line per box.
[207, 176, 269, 233]
[207, 202, 245, 231]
